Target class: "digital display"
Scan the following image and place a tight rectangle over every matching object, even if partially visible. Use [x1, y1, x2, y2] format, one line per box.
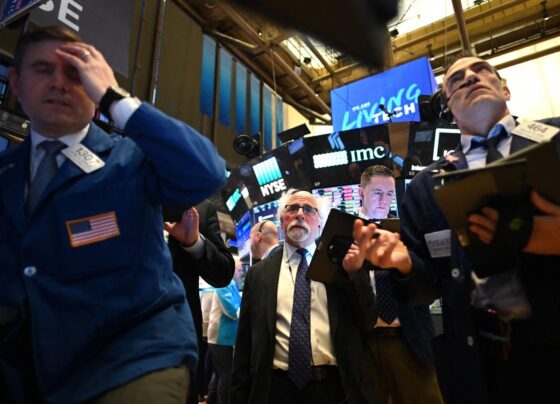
[331, 57, 438, 132]
[240, 143, 300, 205]
[0, 0, 43, 28]
[407, 122, 461, 167]
[235, 211, 252, 258]
[221, 169, 251, 224]
[252, 199, 284, 241]
[0, 136, 8, 152]
[304, 125, 392, 188]
[312, 184, 362, 216]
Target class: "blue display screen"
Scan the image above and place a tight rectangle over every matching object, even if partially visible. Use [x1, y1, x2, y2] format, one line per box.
[252, 199, 284, 241]
[331, 57, 438, 132]
[235, 211, 252, 258]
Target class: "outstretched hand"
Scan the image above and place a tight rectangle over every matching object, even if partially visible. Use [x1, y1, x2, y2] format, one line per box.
[164, 207, 200, 247]
[352, 219, 412, 275]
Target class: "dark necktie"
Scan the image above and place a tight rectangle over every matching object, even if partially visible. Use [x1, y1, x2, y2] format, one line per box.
[374, 270, 398, 324]
[27, 140, 66, 214]
[288, 248, 312, 389]
[470, 124, 509, 164]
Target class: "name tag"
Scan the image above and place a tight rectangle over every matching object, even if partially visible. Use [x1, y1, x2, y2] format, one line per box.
[512, 120, 559, 143]
[61, 144, 105, 173]
[424, 230, 451, 258]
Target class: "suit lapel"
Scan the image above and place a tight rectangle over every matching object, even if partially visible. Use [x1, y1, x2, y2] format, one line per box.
[1, 139, 31, 235]
[510, 134, 535, 154]
[266, 250, 283, 336]
[325, 285, 339, 334]
[30, 124, 114, 218]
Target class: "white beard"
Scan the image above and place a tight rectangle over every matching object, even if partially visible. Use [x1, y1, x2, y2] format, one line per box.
[287, 221, 310, 242]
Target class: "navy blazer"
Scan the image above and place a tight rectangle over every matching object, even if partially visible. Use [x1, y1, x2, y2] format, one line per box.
[229, 247, 378, 404]
[394, 118, 560, 404]
[0, 103, 226, 403]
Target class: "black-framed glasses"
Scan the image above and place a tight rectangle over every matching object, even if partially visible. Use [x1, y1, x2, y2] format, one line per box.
[284, 204, 319, 216]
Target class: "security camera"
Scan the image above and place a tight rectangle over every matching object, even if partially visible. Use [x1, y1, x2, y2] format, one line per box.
[233, 133, 260, 159]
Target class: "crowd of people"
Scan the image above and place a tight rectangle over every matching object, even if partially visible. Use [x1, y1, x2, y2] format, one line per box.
[0, 25, 559, 404]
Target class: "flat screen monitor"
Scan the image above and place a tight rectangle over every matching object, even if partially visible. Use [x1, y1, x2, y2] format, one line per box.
[0, 135, 8, 152]
[252, 199, 284, 242]
[407, 121, 461, 167]
[394, 177, 414, 217]
[240, 143, 300, 205]
[304, 124, 392, 188]
[235, 211, 252, 258]
[221, 169, 252, 224]
[0, 0, 44, 28]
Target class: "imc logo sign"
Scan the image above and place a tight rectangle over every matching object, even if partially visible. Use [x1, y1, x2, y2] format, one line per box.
[253, 157, 287, 197]
[331, 57, 438, 132]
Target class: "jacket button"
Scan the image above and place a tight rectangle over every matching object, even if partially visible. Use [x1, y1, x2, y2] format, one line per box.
[467, 335, 474, 346]
[24, 266, 37, 277]
[451, 268, 460, 278]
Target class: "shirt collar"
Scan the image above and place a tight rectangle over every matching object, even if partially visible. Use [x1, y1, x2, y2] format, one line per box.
[461, 114, 515, 154]
[31, 125, 90, 155]
[285, 240, 316, 261]
[262, 243, 280, 259]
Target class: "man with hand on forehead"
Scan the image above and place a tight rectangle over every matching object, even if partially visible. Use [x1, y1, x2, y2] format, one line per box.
[0, 26, 226, 403]
[351, 52, 560, 404]
[230, 189, 377, 404]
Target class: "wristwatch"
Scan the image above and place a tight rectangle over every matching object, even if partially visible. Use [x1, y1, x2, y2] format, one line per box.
[99, 86, 131, 120]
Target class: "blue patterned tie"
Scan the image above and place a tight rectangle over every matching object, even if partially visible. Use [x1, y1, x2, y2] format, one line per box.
[27, 140, 66, 214]
[375, 270, 398, 324]
[470, 124, 509, 164]
[288, 248, 311, 389]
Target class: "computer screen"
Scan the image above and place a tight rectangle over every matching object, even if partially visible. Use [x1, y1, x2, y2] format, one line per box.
[407, 121, 461, 167]
[312, 184, 362, 216]
[235, 211, 252, 258]
[304, 124, 392, 188]
[221, 170, 252, 224]
[0, 136, 8, 152]
[252, 199, 284, 241]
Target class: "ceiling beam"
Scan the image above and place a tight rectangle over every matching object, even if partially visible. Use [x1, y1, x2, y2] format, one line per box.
[301, 36, 343, 86]
[451, 0, 471, 50]
[216, 0, 331, 115]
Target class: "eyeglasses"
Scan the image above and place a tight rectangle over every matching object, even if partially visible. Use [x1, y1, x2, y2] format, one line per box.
[284, 204, 319, 216]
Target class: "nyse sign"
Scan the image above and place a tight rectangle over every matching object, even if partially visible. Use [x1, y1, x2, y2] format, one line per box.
[313, 146, 388, 169]
[39, 0, 81, 31]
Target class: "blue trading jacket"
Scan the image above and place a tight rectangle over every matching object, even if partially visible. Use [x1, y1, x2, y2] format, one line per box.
[0, 103, 226, 403]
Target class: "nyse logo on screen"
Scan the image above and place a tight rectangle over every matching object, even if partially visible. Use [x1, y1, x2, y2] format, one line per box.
[253, 157, 287, 197]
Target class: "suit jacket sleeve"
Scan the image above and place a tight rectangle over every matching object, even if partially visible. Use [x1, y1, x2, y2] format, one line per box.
[229, 266, 253, 404]
[123, 103, 226, 208]
[341, 267, 378, 334]
[392, 169, 444, 304]
[193, 201, 235, 287]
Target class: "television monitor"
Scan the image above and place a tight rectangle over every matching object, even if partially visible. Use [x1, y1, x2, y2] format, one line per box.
[239, 143, 300, 205]
[252, 199, 284, 242]
[407, 121, 461, 167]
[220, 169, 252, 224]
[235, 211, 252, 258]
[304, 124, 392, 188]
[0, 0, 44, 28]
[0, 135, 8, 152]
[331, 57, 439, 132]
[394, 177, 414, 216]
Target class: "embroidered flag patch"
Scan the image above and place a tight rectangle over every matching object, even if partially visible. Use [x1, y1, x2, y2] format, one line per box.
[65, 212, 120, 248]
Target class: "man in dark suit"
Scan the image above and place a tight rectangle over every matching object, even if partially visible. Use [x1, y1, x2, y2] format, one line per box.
[165, 200, 235, 404]
[352, 54, 560, 404]
[0, 26, 225, 403]
[358, 165, 443, 404]
[230, 189, 377, 404]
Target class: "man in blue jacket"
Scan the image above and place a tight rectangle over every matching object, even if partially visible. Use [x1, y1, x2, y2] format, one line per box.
[352, 53, 560, 404]
[0, 26, 226, 403]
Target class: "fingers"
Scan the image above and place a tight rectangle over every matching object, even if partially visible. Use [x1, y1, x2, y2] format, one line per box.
[531, 191, 560, 216]
[163, 222, 174, 232]
[468, 207, 499, 244]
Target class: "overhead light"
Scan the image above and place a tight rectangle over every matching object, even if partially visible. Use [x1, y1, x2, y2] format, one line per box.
[303, 56, 312, 65]
[541, 1, 550, 21]
[294, 65, 302, 76]
[257, 28, 263, 37]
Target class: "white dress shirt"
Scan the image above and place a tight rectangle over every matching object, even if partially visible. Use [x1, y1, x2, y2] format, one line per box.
[273, 242, 336, 370]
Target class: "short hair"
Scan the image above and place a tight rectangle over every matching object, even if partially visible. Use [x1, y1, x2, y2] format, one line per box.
[360, 165, 394, 188]
[277, 189, 327, 223]
[13, 26, 83, 72]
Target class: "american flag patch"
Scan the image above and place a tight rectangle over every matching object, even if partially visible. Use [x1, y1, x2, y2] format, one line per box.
[65, 212, 121, 248]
